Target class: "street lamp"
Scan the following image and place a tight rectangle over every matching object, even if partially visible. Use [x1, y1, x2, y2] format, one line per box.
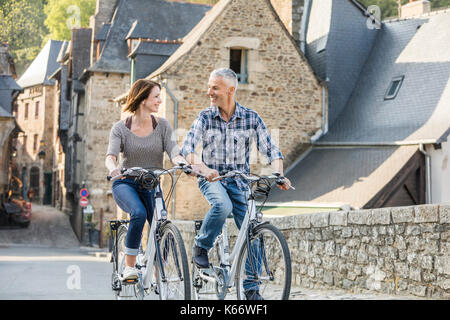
[38, 140, 45, 160]
[38, 140, 45, 204]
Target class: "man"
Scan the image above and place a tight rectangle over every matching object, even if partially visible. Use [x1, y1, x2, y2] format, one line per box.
[181, 68, 291, 300]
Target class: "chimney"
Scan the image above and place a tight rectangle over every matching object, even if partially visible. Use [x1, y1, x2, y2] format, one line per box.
[89, 0, 119, 64]
[0, 43, 15, 76]
[401, 0, 431, 19]
[270, 0, 305, 46]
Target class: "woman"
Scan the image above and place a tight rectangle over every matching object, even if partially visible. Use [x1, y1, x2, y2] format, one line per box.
[106, 79, 186, 280]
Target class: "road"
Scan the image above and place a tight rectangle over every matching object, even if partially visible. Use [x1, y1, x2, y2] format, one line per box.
[0, 205, 421, 300]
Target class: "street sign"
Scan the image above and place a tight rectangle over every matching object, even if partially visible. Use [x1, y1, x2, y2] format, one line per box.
[79, 197, 88, 208]
[80, 188, 89, 198]
[83, 205, 94, 214]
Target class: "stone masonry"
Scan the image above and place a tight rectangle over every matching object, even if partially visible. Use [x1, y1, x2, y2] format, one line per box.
[174, 204, 450, 299]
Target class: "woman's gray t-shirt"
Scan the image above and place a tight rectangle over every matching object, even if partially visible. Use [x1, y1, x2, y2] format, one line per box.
[106, 117, 180, 169]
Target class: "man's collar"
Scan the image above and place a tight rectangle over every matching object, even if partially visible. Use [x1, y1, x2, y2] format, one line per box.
[212, 102, 244, 120]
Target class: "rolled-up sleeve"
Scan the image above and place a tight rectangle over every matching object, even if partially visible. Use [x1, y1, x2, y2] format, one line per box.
[162, 120, 181, 161]
[181, 115, 204, 157]
[255, 115, 284, 164]
[106, 124, 122, 158]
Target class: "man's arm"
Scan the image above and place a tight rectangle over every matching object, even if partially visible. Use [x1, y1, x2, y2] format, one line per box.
[254, 115, 291, 190]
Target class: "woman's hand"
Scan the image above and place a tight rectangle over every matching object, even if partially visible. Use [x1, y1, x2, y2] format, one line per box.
[109, 167, 122, 179]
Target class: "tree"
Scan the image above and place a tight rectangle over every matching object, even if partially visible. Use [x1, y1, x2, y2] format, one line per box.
[0, 0, 48, 75]
[44, 0, 96, 41]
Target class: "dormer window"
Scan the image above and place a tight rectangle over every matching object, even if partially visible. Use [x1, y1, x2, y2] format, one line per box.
[230, 48, 248, 84]
[385, 76, 404, 100]
[127, 38, 140, 55]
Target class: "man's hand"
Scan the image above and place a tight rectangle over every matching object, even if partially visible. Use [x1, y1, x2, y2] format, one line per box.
[205, 168, 220, 182]
[277, 176, 292, 191]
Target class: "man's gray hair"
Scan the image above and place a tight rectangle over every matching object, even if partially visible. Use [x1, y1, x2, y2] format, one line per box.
[210, 68, 238, 91]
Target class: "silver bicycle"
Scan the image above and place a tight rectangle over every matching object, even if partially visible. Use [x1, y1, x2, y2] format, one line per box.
[191, 170, 293, 300]
[108, 165, 191, 300]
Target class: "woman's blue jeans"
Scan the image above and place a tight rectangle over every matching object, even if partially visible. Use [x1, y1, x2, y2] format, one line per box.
[112, 178, 156, 256]
[195, 178, 260, 291]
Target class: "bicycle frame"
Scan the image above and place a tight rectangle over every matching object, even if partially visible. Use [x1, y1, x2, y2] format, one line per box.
[111, 166, 187, 293]
[197, 185, 259, 290]
[138, 183, 170, 290]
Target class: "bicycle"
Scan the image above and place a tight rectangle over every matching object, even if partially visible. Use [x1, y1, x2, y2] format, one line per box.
[108, 164, 192, 300]
[191, 170, 294, 300]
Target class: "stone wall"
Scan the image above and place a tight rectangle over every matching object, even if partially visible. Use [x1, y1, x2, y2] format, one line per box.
[82, 72, 130, 226]
[173, 204, 450, 299]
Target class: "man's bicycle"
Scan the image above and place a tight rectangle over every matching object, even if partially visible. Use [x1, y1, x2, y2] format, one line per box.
[191, 170, 293, 300]
[108, 164, 192, 300]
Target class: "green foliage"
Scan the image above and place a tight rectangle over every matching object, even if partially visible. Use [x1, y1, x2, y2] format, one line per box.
[0, 0, 48, 75]
[44, 0, 96, 41]
[359, 0, 450, 20]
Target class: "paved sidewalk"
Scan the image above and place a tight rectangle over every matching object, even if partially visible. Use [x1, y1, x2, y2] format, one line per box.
[0, 204, 81, 248]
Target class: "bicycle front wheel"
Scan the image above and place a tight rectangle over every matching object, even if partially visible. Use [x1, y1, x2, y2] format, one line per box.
[156, 222, 191, 300]
[235, 223, 291, 300]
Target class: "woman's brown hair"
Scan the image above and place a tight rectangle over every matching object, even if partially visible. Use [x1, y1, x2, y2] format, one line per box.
[123, 79, 161, 113]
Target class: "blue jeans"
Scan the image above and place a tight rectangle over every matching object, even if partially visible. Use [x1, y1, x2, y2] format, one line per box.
[195, 178, 260, 291]
[112, 178, 156, 256]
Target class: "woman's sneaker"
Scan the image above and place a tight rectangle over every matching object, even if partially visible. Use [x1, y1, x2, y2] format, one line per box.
[120, 266, 139, 281]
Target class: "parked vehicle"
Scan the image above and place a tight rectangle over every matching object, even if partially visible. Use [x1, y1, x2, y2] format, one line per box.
[0, 198, 31, 228]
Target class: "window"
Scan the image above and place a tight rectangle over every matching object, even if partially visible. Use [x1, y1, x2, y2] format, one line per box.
[33, 134, 39, 153]
[35, 101, 39, 119]
[230, 48, 248, 84]
[24, 103, 29, 119]
[23, 135, 27, 152]
[385, 76, 404, 100]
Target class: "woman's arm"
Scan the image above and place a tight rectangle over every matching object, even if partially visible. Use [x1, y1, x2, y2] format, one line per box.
[105, 155, 121, 178]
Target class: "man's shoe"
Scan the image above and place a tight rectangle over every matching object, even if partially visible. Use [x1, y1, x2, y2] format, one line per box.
[193, 246, 209, 268]
[120, 266, 139, 281]
[245, 289, 264, 300]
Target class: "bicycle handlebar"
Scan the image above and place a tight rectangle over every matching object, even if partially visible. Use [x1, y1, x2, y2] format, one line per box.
[212, 170, 295, 190]
[107, 163, 200, 182]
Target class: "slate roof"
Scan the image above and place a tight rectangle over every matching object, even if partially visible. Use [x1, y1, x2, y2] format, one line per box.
[0, 75, 22, 91]
[0, 105, 12, 118]
[89, 0, 211, 74]
[268, 146, 419, 209]
[94, 23, 111, 41]
[130, 41, 181, 57]
[304, 0, 379, 128]
[319, 11, 450, 144]
[270, 8, 450, 207]
[17, 40, 64, 88]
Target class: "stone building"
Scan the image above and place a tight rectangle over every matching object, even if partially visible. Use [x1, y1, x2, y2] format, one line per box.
[0, 43, 22, 202]
[269, 1, 450, 210]
[49, 28, 92, 239]
[50, 0, 212, 241]
[114, 0, 326, 220]
[15, 40, 64, 204]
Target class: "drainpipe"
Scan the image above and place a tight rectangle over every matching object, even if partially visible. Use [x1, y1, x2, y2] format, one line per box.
[311, 81, 329, 143]
[159, 78, 179, 220]
[419, 144, 431, 204]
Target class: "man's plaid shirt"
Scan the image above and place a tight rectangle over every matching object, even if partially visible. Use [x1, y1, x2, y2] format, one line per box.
[181, 102, 284, 191]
